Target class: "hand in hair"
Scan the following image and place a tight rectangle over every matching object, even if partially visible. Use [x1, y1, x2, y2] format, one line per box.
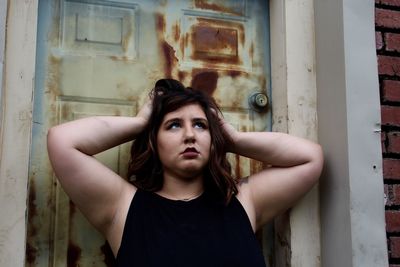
[212, 109, 238, 153]
[136, 99, 153, 126]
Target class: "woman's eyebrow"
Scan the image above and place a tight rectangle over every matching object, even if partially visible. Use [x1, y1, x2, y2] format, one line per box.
[163, 117, 182, 124]
[192, 117, 208, 123]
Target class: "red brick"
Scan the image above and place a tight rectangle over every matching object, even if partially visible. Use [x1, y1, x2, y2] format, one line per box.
[382, 106, 400, 126]
[384, 158, 400, 179]
[390, 237, 400, 257]
[379, 0, 400, 6]
[378, 55, 400, 76]
[388, 132, 400, 153]
[386, 211, 400, 232]
[383, 80, 400, 102]
[385, 184, 392, 205]
[385, 184, 400, 206]
[376, 31, 384, 50]
[383, 132, 388, 153]
[386, 184, 393, 205]
[386, 33, 400, 52]
[376, 8, 400, 29]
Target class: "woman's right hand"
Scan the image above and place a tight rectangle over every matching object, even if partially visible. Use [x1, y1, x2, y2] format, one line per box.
[136, 99, 153, 126]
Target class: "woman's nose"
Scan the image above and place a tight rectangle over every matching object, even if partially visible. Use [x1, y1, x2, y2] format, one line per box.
[183, 125, 195, 143]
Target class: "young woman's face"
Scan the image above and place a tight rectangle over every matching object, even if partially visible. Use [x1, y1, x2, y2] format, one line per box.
[157, 103, 211, 180]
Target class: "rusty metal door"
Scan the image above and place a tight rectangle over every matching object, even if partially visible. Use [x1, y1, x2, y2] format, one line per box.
[27, 0, 271, 266]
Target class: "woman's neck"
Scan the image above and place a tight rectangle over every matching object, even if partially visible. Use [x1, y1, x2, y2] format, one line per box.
[157, 173, 204, 201]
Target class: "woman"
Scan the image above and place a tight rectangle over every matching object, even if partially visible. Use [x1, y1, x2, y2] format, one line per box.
[47, 79, 323, 266]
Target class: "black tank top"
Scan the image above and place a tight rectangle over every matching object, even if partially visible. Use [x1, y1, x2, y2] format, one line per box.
[116, 189, 266, 267]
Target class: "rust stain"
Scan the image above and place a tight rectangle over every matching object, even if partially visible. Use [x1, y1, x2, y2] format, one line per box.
[227, 70, 242, 78]
[197, 18, 245, 36]
[161, 41, 178, 78]
[180, 36, 185, 60]
[155, 13, 178, 78]
[47, 55, 62, 102]
[262, 80, 267, 93]
[189, 18, 245, 65]
[26, 177, 38, 265]
[178, 71, 187, 82]
[231, 100, 240, 109]
[184, 32, 189, 48]
[173, 22, 181, 42]
[101, 242, 116, 267]
[239, 30, 245, 47]
[190, 69, 219, 95]
[259, 75, 267, 92]
[109, 55, 131, 62]
[125, 95, 137, 102]
[61, 103, 72, 121]
[155, 13, 165, 33]
[194, 0, 244, 16]
[121, 15, 134, 53]
[191, 25, 239, 64]
[249, 42, 254, 61]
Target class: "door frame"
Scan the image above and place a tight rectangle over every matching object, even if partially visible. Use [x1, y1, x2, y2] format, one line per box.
[0, 0, 387, 266]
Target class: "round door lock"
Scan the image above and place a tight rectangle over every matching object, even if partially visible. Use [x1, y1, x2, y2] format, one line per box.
[249, 92, 269, 112]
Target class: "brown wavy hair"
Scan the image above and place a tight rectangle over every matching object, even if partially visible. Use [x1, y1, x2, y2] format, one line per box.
[127, 79, 237, 203]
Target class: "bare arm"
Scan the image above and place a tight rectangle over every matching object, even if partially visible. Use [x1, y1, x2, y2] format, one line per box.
[47, 102, 152, 240]
[222, 120, 323, 230]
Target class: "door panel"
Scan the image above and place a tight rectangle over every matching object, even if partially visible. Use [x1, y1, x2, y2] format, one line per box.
[27, 0, 271, 266]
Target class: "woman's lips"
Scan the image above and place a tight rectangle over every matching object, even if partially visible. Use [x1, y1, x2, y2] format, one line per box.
[181, 147, 199, 158]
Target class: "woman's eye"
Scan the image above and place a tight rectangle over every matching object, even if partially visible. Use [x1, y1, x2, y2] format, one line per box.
[167, 122, 180, 129]
[194, 122, 207, 129]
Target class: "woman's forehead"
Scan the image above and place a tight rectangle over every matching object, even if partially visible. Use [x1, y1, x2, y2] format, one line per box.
[162, 103, 207, 121]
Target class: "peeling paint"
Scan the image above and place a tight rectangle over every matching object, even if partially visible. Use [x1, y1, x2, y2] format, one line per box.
[190, 69, 218, 95]
[189, 18, 245, 65]
[161, 41, 178, 78]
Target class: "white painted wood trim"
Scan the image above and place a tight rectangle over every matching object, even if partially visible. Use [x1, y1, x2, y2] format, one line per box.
[285, 1, 321, 266]
[270, 0, 320, 266]
[0, 1, 38, 267]
[0, 0, 7, 128]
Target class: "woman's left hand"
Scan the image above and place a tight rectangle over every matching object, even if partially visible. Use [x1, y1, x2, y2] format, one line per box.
[214, 111, 238, 152]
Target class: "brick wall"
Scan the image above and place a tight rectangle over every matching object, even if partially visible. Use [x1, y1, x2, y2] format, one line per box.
[376, 0, 400, 265]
